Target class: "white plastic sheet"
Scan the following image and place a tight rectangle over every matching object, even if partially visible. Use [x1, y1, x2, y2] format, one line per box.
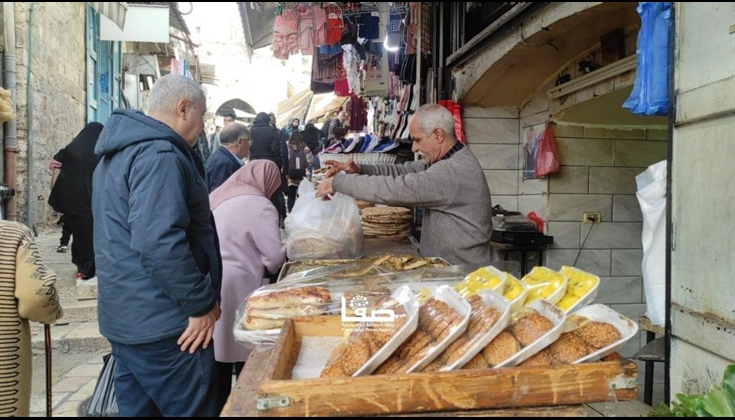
[636, 160, 667, 326]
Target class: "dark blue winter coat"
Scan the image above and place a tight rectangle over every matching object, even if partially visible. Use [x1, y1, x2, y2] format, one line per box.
[92, 109, 222, 345]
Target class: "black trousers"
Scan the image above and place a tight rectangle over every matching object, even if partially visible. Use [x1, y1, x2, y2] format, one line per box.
[215, 361, 245, 413]
[65, 214, 95, 278]
[60, 216, 72, 246]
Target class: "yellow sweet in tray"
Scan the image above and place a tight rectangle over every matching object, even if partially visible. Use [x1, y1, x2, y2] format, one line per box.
[556, 266, 600, 311]
[454, 267, 503, 299]
[522, 266, 567, 305]
[503, 275, 524, 302]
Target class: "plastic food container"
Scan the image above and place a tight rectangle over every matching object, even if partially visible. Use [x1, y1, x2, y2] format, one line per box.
[501, 272, 528, 313]
[454, 266, 508, 299]
[495, 299, 567, 368]
[440, 289, 512, 371]
[405, 285, 472, 373]
[353, 285, 420, 376]
[568, 304, 639, 364]
[521, 266, 568, 306]
[556, 266, 600, 314]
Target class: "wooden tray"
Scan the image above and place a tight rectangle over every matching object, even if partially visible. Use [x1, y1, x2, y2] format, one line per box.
[255, 316, 638, 417]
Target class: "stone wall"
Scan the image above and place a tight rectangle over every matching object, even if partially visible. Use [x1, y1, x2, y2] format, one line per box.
[546, 124, 667, 358]
[12, 2, 87, 226]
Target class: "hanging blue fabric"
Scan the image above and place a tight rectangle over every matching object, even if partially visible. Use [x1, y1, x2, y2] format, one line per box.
[623, 2, 672, 116]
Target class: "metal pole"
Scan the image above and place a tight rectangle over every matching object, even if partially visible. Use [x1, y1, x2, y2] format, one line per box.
[45, 324, 52, 417]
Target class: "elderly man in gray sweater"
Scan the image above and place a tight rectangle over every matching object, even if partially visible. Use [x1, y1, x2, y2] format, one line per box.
[317, 104, 493, 265]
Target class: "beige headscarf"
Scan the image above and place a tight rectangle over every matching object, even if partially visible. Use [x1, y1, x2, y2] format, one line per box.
[209, 160, 282, 211]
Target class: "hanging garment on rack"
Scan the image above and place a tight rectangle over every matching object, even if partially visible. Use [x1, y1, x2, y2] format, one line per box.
[297, 5, 315, 55]
[312, 6, 328, 46]
[325, 4, 344, 45]
[334, 78, 351, 97]
[386, 11, 404, 51]
[349, 94, 368, 132]
[272, 8, 299, 59]
[404, 2, 419, 55]
[359, 12, 380, 40]
[420, 2, 431, 56]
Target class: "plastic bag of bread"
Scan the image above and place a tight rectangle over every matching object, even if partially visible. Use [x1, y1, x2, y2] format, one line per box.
[421, 290, 511, 372]
[285, 180, 364, 261]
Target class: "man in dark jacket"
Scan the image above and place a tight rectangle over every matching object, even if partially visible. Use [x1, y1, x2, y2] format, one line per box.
[204, 123, 250, 191]
[250, 112, 286, 221]
[92, 74, 221, 417]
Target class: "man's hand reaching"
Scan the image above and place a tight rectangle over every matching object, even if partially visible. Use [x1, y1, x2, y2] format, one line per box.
[323, 158, 360, 178]
[177, 302, 220, 354]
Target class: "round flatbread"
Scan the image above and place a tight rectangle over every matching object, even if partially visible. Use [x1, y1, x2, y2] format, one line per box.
[360, 206, 411, 216]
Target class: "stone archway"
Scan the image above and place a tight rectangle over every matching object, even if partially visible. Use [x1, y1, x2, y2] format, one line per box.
[215, 98, 258, 118]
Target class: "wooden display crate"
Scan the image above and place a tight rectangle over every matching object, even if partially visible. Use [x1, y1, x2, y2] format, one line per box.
[255, 316, 638, 417]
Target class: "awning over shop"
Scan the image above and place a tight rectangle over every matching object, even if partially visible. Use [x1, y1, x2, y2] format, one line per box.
[237, 2, 277, 56]
[306, 93, 349, 123]
[90, 2, 128, 30]
[276, 90, 314, 129]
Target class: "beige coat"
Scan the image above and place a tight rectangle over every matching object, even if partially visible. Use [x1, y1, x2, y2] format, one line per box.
[0, 221, 63, 416]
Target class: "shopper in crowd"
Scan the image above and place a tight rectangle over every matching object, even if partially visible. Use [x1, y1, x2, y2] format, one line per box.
[0, 221, 63, 417]
[250, 112, 287, 225]
[92, 74, 222, 417]
[47, 122, 104, 280]
[285, 131, 315, 212]
[205, 123, 250, 191]
[209, 160, 286, 411]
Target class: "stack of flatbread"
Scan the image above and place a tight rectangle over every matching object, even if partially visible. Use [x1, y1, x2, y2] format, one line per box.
[360, 206, 412, 239]
[355, 200, 375, 211]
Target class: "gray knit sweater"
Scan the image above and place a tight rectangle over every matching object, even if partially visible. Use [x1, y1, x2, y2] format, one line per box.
[332, 147, 493, 265]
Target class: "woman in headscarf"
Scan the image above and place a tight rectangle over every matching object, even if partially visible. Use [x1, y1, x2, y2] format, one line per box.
[209, 160, 287, 411]
[47, 122, 103, 280]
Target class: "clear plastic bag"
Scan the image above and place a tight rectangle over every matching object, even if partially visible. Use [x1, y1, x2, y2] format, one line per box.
[233, 264, 476, 349]
[285, 180, 364, 260]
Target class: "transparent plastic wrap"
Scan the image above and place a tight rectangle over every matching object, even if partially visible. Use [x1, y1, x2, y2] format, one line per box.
[555, 266, 600, 314]
[501, 272, 528, 313]
[277, 254, 452, 283]
[461, 299, 566, 370]
[521, 266, 568, 306]
[373, 285, 472, 375]
[285, 180, 364, 261]
[233, 264, 477, 349]
[320, 286, 419, 377]
[517, 304, 638, 368]
[453, 266, 507, 298]
[422, 290, 511, 372]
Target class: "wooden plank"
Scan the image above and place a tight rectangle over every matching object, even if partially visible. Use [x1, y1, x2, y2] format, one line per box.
[257, 362, 637, 417]
[263, 319, 296, 382]
[222, 348, 637, 418]
[375, 405, 589, 417]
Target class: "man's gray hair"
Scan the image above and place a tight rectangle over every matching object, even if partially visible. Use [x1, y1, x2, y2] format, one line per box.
[219, 123, 250, 145]
[414, 104, 457, 141]
[148, 74, 206, 115]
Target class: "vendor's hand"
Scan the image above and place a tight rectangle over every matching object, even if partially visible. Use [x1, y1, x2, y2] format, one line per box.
[315, 176, 335, 198]
[323, 158, 360, 178]
[177, 302, 220, 354]
[48, 159, 62, 170]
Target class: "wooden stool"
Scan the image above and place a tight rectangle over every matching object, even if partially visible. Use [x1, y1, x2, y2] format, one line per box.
[634, 316, 665, 406]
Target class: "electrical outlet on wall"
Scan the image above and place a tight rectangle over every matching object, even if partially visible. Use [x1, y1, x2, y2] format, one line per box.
[583, 212, 601, 224]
